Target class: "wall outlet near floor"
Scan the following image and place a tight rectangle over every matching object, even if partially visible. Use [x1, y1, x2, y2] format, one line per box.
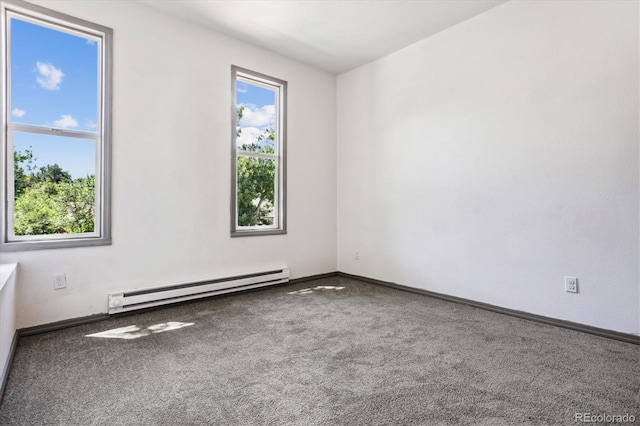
[355, 249, 360, 260]
[565, 276, 578, 293]
[53, 273, 67, 290]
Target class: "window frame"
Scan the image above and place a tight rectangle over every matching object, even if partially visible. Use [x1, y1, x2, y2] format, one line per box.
[0, 0, 112, 251]
[231, 65, 287, 237]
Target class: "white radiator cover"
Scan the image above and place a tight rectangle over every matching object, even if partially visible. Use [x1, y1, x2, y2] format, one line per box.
[108, 268, 289, 314]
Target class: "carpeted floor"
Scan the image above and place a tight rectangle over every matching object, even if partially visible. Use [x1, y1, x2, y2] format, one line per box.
[0, 276, 638, 425]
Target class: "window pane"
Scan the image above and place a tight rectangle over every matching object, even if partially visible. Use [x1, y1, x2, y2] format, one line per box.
[236, 79, 277, 153]
[12, 131, 96, 236]
[10, 16, 99, 132]
[237, 156, 276, 227]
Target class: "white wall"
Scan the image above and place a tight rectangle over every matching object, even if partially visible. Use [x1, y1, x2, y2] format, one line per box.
[337, 1, 640, 334]
[1, 1, 337, 328]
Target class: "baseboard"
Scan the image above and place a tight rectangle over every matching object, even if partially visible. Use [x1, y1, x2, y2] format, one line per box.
[18, 314, 110, 337]
[338, 272, 639, 345]
[14, 270, 638, 345]
[0, 330, 19, 405]
[289, 271, 339, 284]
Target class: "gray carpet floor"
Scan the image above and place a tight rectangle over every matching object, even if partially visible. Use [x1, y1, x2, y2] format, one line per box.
[0, 276, 638, 425]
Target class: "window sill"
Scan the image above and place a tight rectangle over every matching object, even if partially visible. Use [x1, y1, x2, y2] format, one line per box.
[231, 229, 286, 238]
[1, 238, 111, 252]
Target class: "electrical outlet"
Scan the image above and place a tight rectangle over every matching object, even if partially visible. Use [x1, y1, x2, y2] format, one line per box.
[53, 273, 67, 290]
[565, 276, 578, 293]
[355, 249, 360, 260]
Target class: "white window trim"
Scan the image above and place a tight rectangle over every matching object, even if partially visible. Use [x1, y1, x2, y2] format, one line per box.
[0, 0, 113, 251]
[231, 66, 287, 237]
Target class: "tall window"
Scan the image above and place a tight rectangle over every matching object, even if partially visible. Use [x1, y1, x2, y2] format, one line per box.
[1, 0, 112, 251]
[231, 66, 286, 236]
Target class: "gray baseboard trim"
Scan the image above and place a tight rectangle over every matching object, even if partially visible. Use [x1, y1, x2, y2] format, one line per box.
[13, 271, 637, 345]
[338, 272, 640, 345]
[18, 314, 110, 337]
[0, 330, 19, 404]
[289, 271, 339, 284]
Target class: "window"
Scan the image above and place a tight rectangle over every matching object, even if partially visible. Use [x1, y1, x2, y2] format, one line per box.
[1, 0, 112, 251]
[231, 66, 286, 236]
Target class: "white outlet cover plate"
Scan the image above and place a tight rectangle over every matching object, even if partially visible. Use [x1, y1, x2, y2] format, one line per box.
[565, 276, 578, 293]
[53, 273, 66, 290]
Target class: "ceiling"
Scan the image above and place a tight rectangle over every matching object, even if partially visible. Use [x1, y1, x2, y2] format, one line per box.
[138, 0, 507, 75]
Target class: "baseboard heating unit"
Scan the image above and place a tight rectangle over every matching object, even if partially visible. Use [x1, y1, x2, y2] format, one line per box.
[108, 268, 289, 314]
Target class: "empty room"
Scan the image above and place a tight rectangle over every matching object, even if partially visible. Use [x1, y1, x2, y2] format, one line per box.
[0, 0, 638, 424]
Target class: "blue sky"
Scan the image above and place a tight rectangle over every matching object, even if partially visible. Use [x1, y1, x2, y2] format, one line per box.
[10, 16, 99, 178]
[237, 80, 274, 107]
[236, 79, 276, 149]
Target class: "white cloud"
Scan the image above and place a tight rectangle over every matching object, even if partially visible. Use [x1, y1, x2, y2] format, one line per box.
[53, 114, 78, 129]
[86, 120, 98, 130]
[236, 126, 264, 147]
[11, 108, 25, 118]
[36, 62, 65, 90]
[236, 82, 248, 93]
[239, 104, 275, 128]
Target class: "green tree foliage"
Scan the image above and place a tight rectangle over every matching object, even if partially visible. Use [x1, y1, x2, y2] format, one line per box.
[237, 156, 275, 226]
[13, 149, 35, 199]
[12, 149, 95, 236]
[236, 107, 276, 226]
[35, 164, 72, 184]
[236, 106, 244, 137]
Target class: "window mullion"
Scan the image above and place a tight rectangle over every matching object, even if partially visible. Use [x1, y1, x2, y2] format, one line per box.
[10, 123, 99, 140]
[236, 150, 277, 160]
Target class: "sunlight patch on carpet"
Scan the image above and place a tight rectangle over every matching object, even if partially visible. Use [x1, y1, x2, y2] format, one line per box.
[288, 285, 345, 295]
[86, 322, 195, 340]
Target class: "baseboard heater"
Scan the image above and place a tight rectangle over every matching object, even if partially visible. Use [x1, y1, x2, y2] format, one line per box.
[108, 268, 289, 314]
